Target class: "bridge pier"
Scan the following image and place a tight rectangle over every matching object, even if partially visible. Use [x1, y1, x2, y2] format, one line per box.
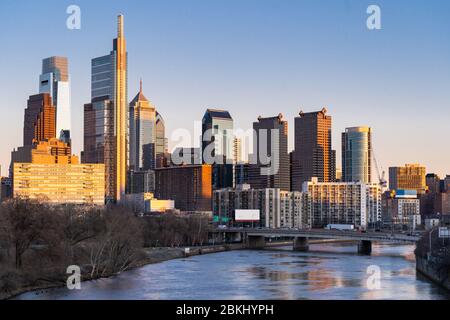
[358, 240, 372, 255]
[247, 235, 266, 250]
[293, 237, 309, 252]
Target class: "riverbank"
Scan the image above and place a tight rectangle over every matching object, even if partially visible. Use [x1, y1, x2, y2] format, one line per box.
[2, 244, 244, 300]
[416, 256, 450, 292]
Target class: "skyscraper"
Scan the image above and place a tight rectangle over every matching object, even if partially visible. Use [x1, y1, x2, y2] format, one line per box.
[291, 108, 335, 191]
[202, 109, 234, 164]
[39, 56, 71, 138]
[129, 80, 156, 171]
[202, 109, 234, 189]
[248, 114, 290, 191]
[155, 112, 168, 168]
[342, 127, 372, 183]
[83, 15, 128, 202]
[23, 93, 56, 146]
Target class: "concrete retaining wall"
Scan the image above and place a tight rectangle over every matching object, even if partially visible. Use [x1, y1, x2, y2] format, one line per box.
[416, 256, 450, 292]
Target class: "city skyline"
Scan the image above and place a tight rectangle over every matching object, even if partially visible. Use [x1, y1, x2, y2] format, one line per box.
[1, 0, 450, 177]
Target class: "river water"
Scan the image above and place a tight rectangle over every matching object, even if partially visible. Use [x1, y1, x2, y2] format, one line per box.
[16, 242, 449, 300]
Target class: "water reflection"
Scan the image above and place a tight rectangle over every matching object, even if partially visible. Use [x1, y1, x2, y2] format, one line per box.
[15, 243, 450, 300]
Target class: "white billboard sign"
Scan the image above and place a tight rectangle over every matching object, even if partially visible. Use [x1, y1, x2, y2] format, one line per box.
[439, 227, 450, 238]
[235, 209, 260, 222]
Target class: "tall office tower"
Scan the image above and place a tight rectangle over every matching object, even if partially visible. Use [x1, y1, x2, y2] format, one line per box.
[39, 56, 71, 137]
[202, 109, 234, 189]
[202, 109, 234, 163]
[248, 114, 290, 191]
[342, 127, 372, 183]
[129, 80, 156, 171]
[155, 112, 168, 168]
[389, 164, 427, 194]
[23, 93, 56, 146]
[84, 15, 128, 202]
[291, 108, 335, 191]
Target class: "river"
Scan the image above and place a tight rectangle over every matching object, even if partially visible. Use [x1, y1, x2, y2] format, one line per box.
[15, 242, 450, 300]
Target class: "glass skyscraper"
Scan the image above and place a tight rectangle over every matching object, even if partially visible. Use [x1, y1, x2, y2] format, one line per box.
[39, 56, 71, 139]
[83, 15, 128, 202]
[342, 126, 372, 184]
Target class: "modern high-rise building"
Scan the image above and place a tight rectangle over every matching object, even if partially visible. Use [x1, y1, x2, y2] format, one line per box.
[202, 109, 234, 190]
[202, 109, 234, 164]
[248, 114, 290, 191]
[155, 112, 168, 168]
[129, 80, 156, 171]
[342, 126, 372, 183]
[304, 178, 382, 229]
[39, 56, 71, 138]
[389, 164, 427, 194]
[23, 93, 56, 146]
[83, 15, 128, 202]
[155, 165, 212, 213]
[291, 108, 335, 191]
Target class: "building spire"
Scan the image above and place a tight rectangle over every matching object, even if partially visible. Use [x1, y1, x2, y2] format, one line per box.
[117, 14, 124, 38]
[140, 78, 143, 94]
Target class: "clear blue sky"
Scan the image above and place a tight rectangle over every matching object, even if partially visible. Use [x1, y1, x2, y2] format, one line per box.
[0, 0, 449, 177]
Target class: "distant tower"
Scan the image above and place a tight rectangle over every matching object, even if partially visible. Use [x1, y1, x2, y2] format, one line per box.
[202, 109, 234, 189]
[129, 79, 156, 171]
[155, 112, 168, 168]
[39, 56, 71, 139]
[248, 114, 290, 190]
[342, 127, 372, 183]
[291, 108, 335, 191]
[84, 15, 128, 202]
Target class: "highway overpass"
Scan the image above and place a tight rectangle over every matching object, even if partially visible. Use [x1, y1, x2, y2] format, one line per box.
[210, 228, 420, 255]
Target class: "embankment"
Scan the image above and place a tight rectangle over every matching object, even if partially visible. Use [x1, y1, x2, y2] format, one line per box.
[416, 256, 450, 292]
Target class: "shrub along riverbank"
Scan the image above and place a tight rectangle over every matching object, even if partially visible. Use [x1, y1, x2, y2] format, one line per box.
[0, 198, 211, 300]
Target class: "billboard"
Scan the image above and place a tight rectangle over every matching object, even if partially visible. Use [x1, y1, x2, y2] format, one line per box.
[395, 189, 417, 199]
[235, 209, 260, 222]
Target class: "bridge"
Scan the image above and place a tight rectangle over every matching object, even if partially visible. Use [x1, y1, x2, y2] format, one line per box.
[210, 228, 420, 255]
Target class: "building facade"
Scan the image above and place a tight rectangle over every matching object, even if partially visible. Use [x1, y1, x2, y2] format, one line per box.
[248, 114, 290, 191]
[12, 138, 77, 165]
[304, 178, 382, 229]
[39, 56, 71, 137]
[127, 170, 155, 194]
[389, 164, 427, 194]
[13, 163, 104, 205]
[213, 184, 310, 229]
[23, 93, 56, 146]
[155, 165, 212, 213]
[382, 190, 421, 230]
[291, 108, 335, 191]
[342, 126, 372, 183]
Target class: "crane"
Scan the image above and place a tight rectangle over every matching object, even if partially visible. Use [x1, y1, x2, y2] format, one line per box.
[372, 146, 387, 189]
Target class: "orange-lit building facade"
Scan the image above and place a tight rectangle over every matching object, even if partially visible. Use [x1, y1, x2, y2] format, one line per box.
[23, 93, 56, 146]
[155, 165, 212, 213]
